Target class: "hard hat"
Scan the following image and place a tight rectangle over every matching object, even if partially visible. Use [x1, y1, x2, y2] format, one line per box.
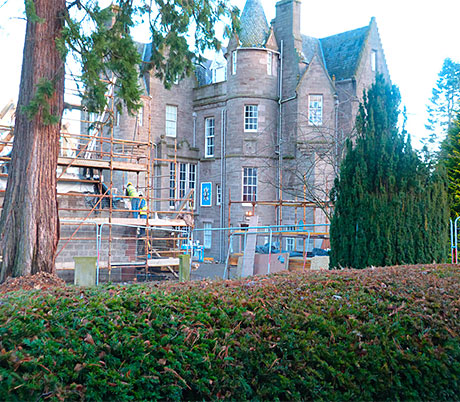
[139, 192, 143, 197]
[127, 182, 132, 186]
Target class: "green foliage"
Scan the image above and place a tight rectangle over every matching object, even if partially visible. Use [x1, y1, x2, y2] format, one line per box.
[24, 0, 45, 24]
[440, 111, 460, 217]
[22, 78, 60, 125]
[425, 58, 460, 147]
[59, 0, 239, 114]
[330, 75, 449, 269]
[0, 266, 459, 400]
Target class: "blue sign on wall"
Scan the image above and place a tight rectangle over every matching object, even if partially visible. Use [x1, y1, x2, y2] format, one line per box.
[201, 182, 212, 207]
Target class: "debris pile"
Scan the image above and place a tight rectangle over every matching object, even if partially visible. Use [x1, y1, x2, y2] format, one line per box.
[0, 271, 65, 293]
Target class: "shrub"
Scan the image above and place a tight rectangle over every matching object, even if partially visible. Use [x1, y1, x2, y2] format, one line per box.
[0, 265, 459, 400]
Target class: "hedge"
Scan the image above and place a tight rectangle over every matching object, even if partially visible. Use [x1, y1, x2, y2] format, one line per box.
[0, 265, 459, 401]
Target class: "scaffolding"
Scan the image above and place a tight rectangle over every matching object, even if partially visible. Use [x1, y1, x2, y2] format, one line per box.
[0, 76, 195, 282]
[228, 183, 331, 245]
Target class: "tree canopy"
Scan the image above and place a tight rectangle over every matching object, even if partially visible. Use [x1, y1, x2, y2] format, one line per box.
[440, 111, 460, 217]
[425, 58, 460, 147]
[330, 75, 449, 269]
[62, 0, 239, 114]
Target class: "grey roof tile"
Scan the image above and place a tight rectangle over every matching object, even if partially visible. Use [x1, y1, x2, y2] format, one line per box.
[239, 0, 270, 47]
[319, 25, 370, 81]
[301, 35, 321, 64]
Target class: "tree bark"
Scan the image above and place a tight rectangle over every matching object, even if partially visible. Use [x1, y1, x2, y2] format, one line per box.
[0, 0, 66, 282]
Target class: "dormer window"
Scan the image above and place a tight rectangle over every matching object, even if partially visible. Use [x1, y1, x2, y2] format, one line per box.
[371, 50, 377, 72]
[211, 65, 227, 83]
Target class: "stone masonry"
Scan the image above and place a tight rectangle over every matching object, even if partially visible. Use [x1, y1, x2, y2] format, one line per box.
[112, 0, 391, 260]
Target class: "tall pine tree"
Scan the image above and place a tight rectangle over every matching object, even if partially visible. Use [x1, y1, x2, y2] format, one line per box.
[426, 58, 460, 138]
[441, 111, 460, 217]
[330, 75, 449, 269]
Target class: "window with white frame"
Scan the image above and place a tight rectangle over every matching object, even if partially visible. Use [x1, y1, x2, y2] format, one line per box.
[165, 105, 177, 137]
[263, 228, 269, 244]
[308, 95, 323, 126]
[204, 222, 212, 249]
[188, 164, 196, 208]
[243, 167, 257, 201]
[244, 105, 258, 132]
[286, 238, 295, 251]
[212, 66, 227, 83]
[169, 162, 176, 207]
[175, 163, 197, 205]
[232, 51, 237, 75]
[179, 227, 190, 248]
[205, 117, 215, 157]
[371, 50, 377, 72]
[138, 106, 144, 127]
[179, 163, 187, 199]
[114, 105, 121, 127]
[267, 51, 273, 75]
[216, 184, 222, 206]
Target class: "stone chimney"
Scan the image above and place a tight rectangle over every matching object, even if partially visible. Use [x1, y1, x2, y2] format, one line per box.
[273, 0, 303, 98]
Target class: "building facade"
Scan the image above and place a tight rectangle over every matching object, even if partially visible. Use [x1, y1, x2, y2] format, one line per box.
[115, 0, 390, 259]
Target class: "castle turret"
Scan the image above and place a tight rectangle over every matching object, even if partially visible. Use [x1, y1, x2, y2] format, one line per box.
[223, 0, 280, 227]
[226, 0, 278, 101]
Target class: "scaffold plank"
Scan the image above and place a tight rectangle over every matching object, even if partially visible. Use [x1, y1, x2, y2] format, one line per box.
[57, 157, 147, 172]
[147, 258, 180, 267]
[82, 217, 188, 227]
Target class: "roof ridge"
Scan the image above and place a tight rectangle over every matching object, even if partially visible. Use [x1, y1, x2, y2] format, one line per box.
[320, 24, 369, 41]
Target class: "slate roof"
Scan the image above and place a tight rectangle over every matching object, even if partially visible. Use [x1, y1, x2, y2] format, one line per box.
[141, 42, 153, 66]
[239, 0, 270, 47]
[301, 35, 321, 64]
[319, 25, 370, 81]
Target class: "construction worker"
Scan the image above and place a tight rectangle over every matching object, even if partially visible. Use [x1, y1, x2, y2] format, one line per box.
[137, 192, 149, 258]
[139, 192, 148, 218]
[125, 182, 140, 218]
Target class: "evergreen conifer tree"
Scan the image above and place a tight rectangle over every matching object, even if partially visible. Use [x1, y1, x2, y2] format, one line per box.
[426, 58, 460, 139]
[440, 111, 460, 216]
[330, 75, 449, 269]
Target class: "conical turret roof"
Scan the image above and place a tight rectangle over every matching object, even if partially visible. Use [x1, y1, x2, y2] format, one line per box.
[239, 0, 270, 47]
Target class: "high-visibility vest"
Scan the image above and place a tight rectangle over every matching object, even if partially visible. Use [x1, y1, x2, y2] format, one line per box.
[126, 184, 139, 198]
[139, 198, 147, 217]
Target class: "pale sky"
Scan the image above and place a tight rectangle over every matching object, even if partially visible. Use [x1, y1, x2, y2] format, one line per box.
[1, 0, 460, 147]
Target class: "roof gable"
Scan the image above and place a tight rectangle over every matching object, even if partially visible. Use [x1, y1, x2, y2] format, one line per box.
[297, 54, 335, 94]
[301, 35, 321, 64]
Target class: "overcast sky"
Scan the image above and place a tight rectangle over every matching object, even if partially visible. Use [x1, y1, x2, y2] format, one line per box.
[1, 0, 459, 147]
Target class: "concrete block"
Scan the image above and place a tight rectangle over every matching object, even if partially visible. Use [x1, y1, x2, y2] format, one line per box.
[310, 256, 329, 271]
[179, 254, 191, 282]
[74, 257, 97, 286]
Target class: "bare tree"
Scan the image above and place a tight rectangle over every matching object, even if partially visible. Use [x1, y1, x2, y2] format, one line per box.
[258, 100, 357, 222]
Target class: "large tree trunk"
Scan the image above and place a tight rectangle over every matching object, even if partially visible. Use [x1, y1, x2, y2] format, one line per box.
[0, 0, 66, 282]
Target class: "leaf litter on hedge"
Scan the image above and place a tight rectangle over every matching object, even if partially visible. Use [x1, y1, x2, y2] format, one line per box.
[0, 264, 459, 401]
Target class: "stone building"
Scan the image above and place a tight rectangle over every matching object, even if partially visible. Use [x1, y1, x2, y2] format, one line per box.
[114, 0, 390, 260]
